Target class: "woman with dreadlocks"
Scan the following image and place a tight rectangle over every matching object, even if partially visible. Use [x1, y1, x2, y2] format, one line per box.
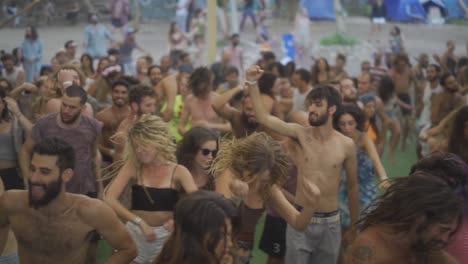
[104, 114, 197, 263]
[212, 132, 320, 264]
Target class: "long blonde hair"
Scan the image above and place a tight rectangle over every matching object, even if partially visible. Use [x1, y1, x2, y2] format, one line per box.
[211, 132, 289, 200]
[125, 114, 176, 165]
[103, 114, 176, 181]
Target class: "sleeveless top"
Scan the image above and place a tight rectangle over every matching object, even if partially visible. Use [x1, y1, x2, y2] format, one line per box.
[131, 165, 179, 211]
[0, 128, 16, 161]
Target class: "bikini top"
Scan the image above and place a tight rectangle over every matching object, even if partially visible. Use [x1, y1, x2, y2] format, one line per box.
[131, 165, 179, 212]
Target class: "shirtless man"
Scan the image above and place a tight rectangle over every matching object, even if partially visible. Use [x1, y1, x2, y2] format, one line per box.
[389, 53, 415, 151]
[0, 138, 137, 264]
[178, 67, 231, 135]
[96, 79, 131, 165]
[347, 173, 461, 264]
[113, 84, 156, 163]
[212, 84, 283, 140]
[430, 73, 464, 130]
[154, 64, 192, 122]
[246, 65, 359, 263]
[46, 65, 94, 117]
[0, 179, 18, 263]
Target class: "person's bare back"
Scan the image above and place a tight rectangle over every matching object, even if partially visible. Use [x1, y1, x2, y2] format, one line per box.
[390, 68, 412, 95]
[186, 92, 222, 124]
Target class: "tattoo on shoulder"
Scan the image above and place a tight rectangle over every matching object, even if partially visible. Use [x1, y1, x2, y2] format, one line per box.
[352, 245, 374, 264]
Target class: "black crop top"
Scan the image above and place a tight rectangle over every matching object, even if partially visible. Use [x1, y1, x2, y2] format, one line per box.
[130, 165, 179, 211]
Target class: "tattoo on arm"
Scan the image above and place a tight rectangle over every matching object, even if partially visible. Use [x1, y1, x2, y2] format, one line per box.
[352, 245, 374, 264]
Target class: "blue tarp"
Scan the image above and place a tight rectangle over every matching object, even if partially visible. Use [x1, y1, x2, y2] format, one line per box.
[303, 0, 336, 20]
[444, 0, 468, 18]
[385, 0, 427, 21]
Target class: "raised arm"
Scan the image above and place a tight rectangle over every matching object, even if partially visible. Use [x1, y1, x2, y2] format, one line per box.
[4, 97, 33, 134]
[362, 134, 389, 189]
[344, 139, 359, 228]
[174, 165, 198, 193]
[211, 85, 243, 121]
[81, 199, 137, 264]
[245, 66, 301, 138]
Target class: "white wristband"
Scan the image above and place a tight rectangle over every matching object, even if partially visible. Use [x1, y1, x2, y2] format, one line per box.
[134, 216, 142, 225]
[245, 80, 257, 85]
[62, 81, 73, 88]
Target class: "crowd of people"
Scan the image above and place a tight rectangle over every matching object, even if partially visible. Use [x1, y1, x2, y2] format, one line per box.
[1, 1, 468, 264]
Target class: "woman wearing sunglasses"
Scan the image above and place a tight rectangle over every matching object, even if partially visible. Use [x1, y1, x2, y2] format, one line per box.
[176, 127, 219, 191]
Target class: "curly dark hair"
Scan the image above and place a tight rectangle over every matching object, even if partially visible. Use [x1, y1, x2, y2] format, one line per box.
[176, 127, 219, 172]
[189, 67, 213, 98]
[333, 104, 365, 132]
[377, 75, 395, 103]
[155, 190, 240, 264]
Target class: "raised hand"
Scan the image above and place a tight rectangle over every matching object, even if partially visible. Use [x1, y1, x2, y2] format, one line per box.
[245, 65, 264, 82]
[4, 97, 21, 116]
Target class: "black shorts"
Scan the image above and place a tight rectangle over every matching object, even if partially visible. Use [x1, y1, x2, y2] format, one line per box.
[0, 167, 24, 190]
[258, 214, 287, 258]
[397, 93, 412, 116]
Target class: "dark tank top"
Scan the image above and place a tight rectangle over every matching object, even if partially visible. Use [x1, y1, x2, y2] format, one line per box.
[131, 165, 179, 211]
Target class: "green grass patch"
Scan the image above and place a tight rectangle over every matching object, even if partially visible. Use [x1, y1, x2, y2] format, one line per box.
[320, 33, 360, 46]
[446, 18, 468, 25]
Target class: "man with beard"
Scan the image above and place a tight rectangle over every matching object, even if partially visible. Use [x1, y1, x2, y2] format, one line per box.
[246, 65, 358, 263]
[148, 65, 163, 89]
[347, 173, 461, 264]
[212, 84, 282, 140]
[96, 79, 131, 165]
[0, 138, 137, 264]
[20, 85, 103, 198]
[417, 64, 442, 157]
[113, 84, 156, 163]
[340, 78, 361, 107]
[430, 73, 464, 128]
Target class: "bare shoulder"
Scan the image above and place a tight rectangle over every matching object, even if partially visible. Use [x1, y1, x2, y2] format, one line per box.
[334, 130, 354, 147]
[0, 190, 28, 213]
[95, 107, 112, 122]
[348, 231, 384, 264]
[75, 195, 113, 223]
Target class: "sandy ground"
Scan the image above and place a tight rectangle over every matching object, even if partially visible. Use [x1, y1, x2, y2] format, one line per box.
[0, 16, 467, 77]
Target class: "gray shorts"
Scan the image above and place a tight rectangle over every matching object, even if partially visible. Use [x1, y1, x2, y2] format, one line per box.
[285, 213, 341, 264]
[0, 253, 19, 264]
[126, 221, 170, 264]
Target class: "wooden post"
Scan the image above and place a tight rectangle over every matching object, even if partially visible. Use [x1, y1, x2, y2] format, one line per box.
[207, 0, 217, 64]
[0, 0, 41, 30]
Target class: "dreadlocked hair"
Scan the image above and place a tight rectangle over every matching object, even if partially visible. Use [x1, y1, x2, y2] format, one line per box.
[102, 114, 176, 181]
[357, 173, 463, 236]
[210, 132, 289, 200]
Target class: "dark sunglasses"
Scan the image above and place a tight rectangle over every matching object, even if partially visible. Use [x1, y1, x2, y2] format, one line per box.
[200, 148, 218, 157]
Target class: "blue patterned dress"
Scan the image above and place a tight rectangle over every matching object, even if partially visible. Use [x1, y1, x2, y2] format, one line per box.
[339, 139, 377, 227]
